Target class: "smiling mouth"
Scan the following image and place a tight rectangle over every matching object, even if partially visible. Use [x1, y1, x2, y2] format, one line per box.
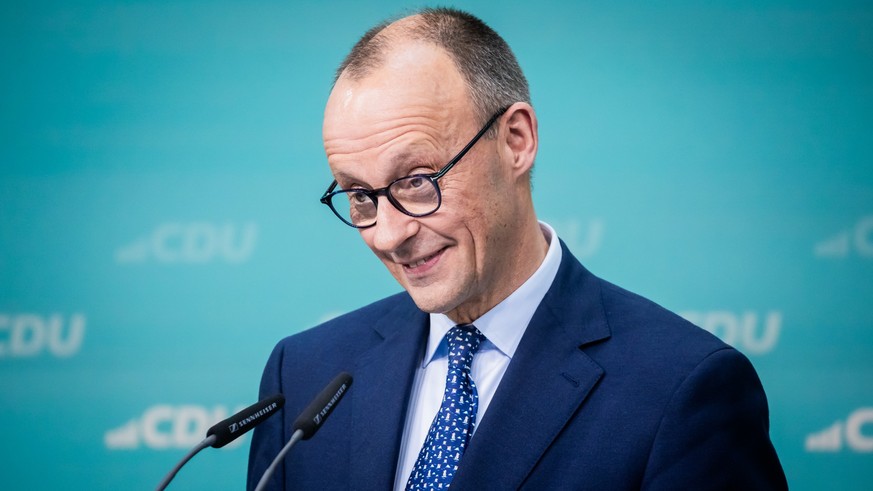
[402, 248, 445, 272]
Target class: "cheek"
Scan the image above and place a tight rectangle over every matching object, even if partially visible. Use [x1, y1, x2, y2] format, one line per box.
[443, 181, 507, 243]
[435, 159, 511, 246]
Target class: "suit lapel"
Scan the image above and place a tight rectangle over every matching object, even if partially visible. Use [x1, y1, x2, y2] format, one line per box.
[453, 243, 611, 489]
[348, 297, 429, 490]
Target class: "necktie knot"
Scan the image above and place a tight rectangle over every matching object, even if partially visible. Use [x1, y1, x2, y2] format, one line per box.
[446, 324, 484, 369]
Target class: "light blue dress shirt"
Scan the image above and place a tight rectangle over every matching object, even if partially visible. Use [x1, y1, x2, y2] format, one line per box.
[394, 222, 563, 489]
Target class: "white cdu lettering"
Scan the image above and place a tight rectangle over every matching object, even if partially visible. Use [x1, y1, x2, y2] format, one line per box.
[550, 218, 603, 259]
[680, 310, 781, 355]
[107, 404, 246, 450]
[134, 222, 258, 263]
[846, 408, 873, 452]
[141, 405, 229, 449]
[142, 405, 175, 449]
[0, 313, 85, 358]
[854, 216, 873, 257]
[814, 214, 873, 258]
[805, 408, 873, 453]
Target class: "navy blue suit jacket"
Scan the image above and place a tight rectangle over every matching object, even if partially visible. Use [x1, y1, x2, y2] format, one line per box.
[248, 242, 787, 489]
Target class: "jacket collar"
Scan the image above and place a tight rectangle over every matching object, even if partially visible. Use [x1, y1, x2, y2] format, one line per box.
[452, 240, 611, 489]
[348, 295, 428, 489]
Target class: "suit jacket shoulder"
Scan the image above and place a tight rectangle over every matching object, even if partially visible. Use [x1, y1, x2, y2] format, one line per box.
[452, 241, 786, 489]
[268, 291, 418, 367]
[248, 291, 428, 490]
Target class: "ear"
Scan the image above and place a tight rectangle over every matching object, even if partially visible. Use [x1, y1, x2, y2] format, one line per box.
[500, 102, 538, 180]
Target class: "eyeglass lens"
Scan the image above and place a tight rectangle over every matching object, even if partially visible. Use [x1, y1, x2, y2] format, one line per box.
[335, 175, 440, 227]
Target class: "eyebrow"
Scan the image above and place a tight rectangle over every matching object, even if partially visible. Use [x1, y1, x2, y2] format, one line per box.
[389, 148, 434, 168]
[334, 150, 437, 188]
[331, 170, 360, 186]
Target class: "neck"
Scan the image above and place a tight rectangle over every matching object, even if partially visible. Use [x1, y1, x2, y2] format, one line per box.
[445, 213, 548, 324]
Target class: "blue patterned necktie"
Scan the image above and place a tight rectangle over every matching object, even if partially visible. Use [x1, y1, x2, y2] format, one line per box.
[406, 324, 485, 490]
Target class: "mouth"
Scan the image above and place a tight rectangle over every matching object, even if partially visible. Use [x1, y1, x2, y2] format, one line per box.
[401, 248, 445, 275]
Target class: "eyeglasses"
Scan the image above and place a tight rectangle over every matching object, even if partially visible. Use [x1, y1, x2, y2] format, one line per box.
[319, 107, 509, 229]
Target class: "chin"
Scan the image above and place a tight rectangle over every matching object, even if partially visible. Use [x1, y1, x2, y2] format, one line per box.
[406, 288, 457, 315]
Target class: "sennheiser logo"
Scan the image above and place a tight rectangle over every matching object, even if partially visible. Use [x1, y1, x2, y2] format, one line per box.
[814, 215, 873, 258]
[680, 310, 782, 355]
[550, 218, 604, 259]
[115, 222, 258, 264]
[104, 404, 246, 450]
[229, 402, 279, 434]
[805, 408, 873, 453]
[0, 313, 85, 358]
[313, 383, 348, 426]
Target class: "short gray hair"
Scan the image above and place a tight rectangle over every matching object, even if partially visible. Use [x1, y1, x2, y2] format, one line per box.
[335, 7, 531, 130]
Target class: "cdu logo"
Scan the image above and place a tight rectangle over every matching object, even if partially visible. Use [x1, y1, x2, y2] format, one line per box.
[805, 408, 873, 453]
[680, 310, 782, 355]
[0, 313, 86, 358]
[550, 218, 604, 259]
[104, 404, 247, 450]
[814, 215, 873, 258]
[115, 222, 258, 264]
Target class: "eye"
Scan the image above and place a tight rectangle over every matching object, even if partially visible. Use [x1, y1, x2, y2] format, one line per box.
[393, 175, 431, 193]
[350, 190, 369, 204]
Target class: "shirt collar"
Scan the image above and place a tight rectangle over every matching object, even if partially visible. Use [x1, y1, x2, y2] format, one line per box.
[423, 221, 563, 367]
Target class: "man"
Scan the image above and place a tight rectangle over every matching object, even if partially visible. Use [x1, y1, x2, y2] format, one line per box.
[249, 8, 787, 490]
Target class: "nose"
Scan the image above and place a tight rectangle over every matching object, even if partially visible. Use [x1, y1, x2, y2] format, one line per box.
[366, 196, 419, 254]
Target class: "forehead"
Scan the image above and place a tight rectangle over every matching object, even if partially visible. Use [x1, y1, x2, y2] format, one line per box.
[323, 42, 475, 152]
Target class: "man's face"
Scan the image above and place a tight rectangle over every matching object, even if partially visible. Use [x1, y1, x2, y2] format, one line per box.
[323, 41, 524, 322]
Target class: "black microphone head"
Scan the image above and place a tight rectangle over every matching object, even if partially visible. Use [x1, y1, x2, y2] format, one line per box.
[207, 393, 285, 448]
[292, 372, 353, 440]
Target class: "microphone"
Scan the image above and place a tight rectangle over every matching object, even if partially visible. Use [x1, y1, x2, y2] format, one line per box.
[208, 393, 286, 448]
[155, 394, 285, 491]
[254, 372, 353, 491]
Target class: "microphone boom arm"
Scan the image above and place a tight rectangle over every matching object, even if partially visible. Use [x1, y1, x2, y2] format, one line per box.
[154, 434, 217, 491]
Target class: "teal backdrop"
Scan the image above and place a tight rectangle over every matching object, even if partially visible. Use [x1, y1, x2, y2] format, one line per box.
[2, 1, 872, 489]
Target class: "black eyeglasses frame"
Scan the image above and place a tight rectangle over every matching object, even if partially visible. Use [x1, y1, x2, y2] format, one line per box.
[319, 106, 510, 229]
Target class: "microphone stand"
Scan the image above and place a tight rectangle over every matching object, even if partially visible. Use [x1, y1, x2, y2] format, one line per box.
[253, 429, 304, 491]
[154, 434, 217, 491]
